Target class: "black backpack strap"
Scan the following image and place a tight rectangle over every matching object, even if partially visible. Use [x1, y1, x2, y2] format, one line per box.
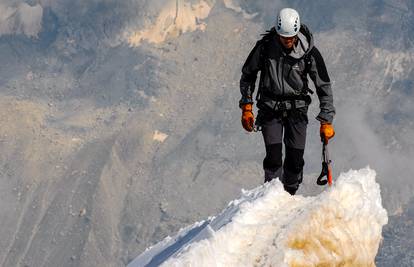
[304, 47, 314, 74]
[303, 47, 315, 95]
[255, 29, 275, 102]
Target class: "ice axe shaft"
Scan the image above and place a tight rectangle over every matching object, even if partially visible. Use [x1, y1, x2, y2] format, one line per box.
[317, 139, 333, 186]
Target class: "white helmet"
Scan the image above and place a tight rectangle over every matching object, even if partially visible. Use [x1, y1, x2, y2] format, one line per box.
[276, 8, 300, 37]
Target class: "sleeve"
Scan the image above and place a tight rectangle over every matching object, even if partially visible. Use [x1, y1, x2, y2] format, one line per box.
[308, 47, 336, 123]
[239, 41, 263, 107]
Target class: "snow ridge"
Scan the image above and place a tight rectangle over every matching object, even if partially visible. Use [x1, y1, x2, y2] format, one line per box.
[128, 168, 388, 267]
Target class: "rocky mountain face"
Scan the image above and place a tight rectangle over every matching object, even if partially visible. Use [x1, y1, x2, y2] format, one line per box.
[0, 1, 413, 266]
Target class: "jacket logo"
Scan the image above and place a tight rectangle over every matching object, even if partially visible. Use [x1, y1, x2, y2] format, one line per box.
[292, 64, 300, 70]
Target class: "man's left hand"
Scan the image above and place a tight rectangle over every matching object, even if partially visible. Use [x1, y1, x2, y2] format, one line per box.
[320, 122, 335, 142]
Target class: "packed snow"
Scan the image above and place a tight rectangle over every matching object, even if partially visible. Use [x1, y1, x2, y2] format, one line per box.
[127, 0, 213, 46]
[0, 2, 43, 37]
[128, 168, 388, 267]
[126, 0, 258, 46]
[153, 130, 169, 143]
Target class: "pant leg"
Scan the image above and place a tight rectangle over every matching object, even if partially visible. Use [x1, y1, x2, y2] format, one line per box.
[260, 112, 283, 183]
[282, 110, 308, 194]
[263, 144, 282, 182]
[283, 147, 305, 194]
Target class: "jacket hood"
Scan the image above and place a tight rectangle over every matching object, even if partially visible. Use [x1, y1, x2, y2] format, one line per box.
[294, 24, 314, 59]
[267, 24, 314, 59]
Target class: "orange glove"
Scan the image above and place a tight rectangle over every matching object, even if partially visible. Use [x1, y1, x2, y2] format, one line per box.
[241, 103, 254, 132]
[320, 122, 335, 143]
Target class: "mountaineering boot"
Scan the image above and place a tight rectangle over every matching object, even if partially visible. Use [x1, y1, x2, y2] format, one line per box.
[283, 184, 299, 195]
[282, 168, 303, 195]
[264, 168, 282, 183]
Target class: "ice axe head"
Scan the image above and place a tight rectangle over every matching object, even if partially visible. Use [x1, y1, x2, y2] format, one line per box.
[317, 161, 332, 186]
[316, 140, 333, 186]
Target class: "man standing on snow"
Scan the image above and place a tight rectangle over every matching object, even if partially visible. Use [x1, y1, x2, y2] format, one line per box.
[239, 8, 335, 195]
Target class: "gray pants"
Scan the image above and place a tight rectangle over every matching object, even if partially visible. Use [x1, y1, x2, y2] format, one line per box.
[258, 108, 308, 194]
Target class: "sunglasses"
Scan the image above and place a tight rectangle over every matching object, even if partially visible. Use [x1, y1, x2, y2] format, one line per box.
[280, 35, 297, 41]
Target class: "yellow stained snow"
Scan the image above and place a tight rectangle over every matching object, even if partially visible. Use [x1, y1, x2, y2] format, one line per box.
[127, 0, 213, 46]
[284, 173, 384, 266]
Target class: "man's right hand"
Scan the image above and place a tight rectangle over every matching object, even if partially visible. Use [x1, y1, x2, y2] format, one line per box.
[241, 103, 255, 132]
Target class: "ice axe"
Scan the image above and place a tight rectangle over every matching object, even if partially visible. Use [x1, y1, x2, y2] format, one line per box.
[316, 138, 333, 186]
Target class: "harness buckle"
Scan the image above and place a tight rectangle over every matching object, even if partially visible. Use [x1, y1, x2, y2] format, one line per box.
[277, 101, 287, 110]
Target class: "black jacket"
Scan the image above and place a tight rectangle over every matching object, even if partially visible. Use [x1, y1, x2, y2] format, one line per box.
[240, 24, 335, 123]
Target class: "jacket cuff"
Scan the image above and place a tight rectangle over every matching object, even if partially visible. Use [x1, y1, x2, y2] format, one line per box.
[316, 113, 333, 124]
[239, 96, 253, 108]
